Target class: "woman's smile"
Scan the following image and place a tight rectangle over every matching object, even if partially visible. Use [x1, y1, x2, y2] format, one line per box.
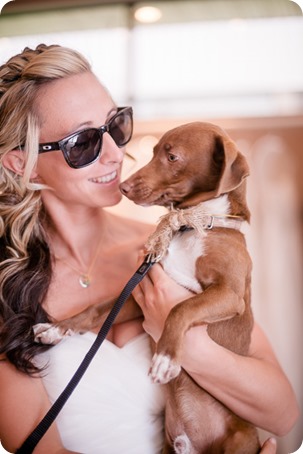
[89, 169, 118, 184]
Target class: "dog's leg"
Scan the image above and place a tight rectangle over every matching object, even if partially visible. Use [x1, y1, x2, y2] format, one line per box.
[34, 296, 142, 344]
[150, 285, 245, 384]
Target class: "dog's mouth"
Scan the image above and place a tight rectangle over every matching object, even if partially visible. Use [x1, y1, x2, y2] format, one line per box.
[148, 193, 170, 206]
[120, 179, 188, 208]
[137, 191, 186, 208]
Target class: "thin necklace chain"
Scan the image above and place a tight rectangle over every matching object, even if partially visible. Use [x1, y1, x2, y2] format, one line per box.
[54, 235, 103, 289]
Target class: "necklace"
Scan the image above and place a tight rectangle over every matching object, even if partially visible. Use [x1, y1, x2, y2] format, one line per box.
[54, 236, 103, 289]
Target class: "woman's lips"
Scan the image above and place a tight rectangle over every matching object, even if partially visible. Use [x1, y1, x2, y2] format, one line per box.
[89, 170, 118, 184]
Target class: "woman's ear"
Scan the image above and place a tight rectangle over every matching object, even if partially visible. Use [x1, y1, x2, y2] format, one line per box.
[2, 150, 38, 178]
[2, 150, 26, 176]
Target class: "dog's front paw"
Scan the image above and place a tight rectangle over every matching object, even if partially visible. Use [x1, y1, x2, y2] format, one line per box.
[33, 323, 74, 345]
[149, 353, 181, 384]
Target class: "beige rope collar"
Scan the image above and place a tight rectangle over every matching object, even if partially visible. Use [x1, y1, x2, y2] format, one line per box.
[145, 201, 243, 262]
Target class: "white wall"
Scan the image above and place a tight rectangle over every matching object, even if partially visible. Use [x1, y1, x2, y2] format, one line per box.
[0, 12, 302, 119]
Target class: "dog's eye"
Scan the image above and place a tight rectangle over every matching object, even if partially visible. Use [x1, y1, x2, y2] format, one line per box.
[168, 154, 178, 162]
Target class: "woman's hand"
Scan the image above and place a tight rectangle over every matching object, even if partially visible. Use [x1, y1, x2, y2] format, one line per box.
[260, 438, 277, 454]
[132, 263, 194, 342]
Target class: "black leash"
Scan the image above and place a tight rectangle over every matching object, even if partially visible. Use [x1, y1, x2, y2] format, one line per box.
[16, 258, 154, 454]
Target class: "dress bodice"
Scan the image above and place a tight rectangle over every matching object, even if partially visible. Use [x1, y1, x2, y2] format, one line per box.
[36, 332, 165, 453]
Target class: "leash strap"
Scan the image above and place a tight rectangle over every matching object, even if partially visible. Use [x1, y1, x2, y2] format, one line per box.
[16, 258, 154, 454]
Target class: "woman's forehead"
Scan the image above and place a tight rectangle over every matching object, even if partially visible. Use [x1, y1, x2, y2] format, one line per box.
[36, 72, 114, 141]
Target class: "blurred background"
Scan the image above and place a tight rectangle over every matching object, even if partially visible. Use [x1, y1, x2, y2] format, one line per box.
[0, 0, 302, 452]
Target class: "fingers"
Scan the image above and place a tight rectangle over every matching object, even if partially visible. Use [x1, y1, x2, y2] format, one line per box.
[146, 262, 172, 284]
[134, 264, 163, 299]
[132, 283, 144, 307]
[132, 272, 155, 306]
[260, 438, 277, 454]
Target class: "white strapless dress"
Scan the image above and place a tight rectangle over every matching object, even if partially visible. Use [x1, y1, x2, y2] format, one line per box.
[36, 332, 165, 454]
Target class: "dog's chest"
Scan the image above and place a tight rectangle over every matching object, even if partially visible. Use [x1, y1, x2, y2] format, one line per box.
[161, 228, 205, 293]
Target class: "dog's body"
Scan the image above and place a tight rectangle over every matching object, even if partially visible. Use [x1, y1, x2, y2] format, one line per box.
[142, 198, 258, 454]
[35, 122, 260, 453]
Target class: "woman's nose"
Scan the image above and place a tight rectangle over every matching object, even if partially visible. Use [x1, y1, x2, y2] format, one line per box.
[100, 133, 124, 164]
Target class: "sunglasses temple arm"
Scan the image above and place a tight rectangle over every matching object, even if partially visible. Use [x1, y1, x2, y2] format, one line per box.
[38, 142, 60, 154]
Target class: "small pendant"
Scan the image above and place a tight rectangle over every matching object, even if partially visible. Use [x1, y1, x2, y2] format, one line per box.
[79, 274, 91, 288]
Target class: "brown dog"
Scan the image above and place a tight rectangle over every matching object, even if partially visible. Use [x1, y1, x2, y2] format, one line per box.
[35, 122, 260, 453]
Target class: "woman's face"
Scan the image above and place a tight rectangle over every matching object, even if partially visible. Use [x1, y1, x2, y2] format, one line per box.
[34, 71, 125, 209]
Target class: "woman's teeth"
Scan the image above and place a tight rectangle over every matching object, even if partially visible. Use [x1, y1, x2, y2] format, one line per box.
[90, 170, 117, 183]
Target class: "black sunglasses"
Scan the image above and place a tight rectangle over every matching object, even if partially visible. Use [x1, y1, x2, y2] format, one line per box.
[38, 106, 133, 169]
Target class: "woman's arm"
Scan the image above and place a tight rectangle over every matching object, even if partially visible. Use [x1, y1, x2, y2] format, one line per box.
[0, 359, 80, 454]
[133, 264, 300, 437]
[181, 323, 299, 436]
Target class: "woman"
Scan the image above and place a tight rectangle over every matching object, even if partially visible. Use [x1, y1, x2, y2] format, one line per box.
[0, 44, 299, 453]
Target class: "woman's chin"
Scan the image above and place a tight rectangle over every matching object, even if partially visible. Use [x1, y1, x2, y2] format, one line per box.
[105, 191, 123, 207]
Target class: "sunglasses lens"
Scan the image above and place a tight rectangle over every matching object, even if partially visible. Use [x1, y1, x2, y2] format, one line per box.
[109, 109, 133, 147]
[60, 108, 132, 169]
[64, 130, 101, 168]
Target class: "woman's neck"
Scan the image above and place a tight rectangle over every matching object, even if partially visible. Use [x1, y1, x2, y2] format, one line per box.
[42, 197, 113, 268]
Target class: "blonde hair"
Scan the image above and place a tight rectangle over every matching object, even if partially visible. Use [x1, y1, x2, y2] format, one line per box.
[0, 44, 92, 373]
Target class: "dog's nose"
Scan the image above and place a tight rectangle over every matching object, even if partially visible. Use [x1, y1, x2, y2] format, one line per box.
[119, 181, 131, 195]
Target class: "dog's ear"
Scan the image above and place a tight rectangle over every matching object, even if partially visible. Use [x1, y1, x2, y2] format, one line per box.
[213, 135, 249, 196]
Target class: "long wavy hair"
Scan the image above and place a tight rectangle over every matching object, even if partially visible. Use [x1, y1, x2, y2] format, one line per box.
[0, 44, 92, 374]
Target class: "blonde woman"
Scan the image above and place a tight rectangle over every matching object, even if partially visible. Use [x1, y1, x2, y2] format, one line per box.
[0, 44, 299, 453]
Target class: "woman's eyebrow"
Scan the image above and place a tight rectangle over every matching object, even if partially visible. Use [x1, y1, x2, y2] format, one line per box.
[106, 106, 118, 120]
[69, 106, 118, 133]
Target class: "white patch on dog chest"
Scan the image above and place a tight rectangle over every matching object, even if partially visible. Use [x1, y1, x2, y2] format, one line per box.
[161, 229, 204, 293]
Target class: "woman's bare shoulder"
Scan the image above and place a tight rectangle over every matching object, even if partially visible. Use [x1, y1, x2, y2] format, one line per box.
[0, 360, 45, 450]
[0, 360, 71, 452]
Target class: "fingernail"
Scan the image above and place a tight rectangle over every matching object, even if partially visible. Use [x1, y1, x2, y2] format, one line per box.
[269, 437, 277, 446]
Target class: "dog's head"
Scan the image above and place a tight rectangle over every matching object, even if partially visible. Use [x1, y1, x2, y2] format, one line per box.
[120, 122, 249, 209]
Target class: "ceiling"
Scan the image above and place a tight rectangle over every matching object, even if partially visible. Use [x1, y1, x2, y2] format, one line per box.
[6, 0, 180, 14]
[2, 0, 301, 17]
[2, 0, 133, 14]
